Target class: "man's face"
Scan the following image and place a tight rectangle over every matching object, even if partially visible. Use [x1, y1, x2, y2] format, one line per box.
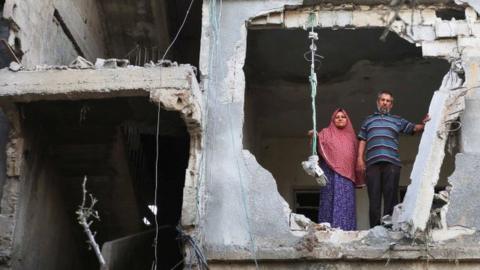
[377, 93, 393, 114]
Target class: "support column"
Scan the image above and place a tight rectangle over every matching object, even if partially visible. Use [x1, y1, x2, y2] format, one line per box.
[447, 58, 480, 228]
[0, 106, 22, 268]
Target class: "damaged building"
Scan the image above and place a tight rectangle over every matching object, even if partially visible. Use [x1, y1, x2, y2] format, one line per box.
[1, 0, 480, 269]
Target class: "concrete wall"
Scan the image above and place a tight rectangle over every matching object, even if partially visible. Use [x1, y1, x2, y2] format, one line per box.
[11, 131, 86, 270]
[209, 261, 480, 270]
[199, 0, 305, 253]
[198, 0, 472, 262]
[0, 113, 8, 209]
[2, 0, 106, 67]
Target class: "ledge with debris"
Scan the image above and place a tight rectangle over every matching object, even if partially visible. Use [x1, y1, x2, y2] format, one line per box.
[0, 58, 199, 103]
[206, 225, 479, 263]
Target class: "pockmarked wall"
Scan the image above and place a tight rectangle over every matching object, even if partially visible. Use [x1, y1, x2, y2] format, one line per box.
[2, 0, 106, 67]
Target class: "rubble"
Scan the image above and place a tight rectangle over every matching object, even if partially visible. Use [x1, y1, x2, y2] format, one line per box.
[94, 58, 129, 69]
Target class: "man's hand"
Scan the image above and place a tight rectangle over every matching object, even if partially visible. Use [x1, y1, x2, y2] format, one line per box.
[357, 140, 367, 172]
[414, 114, 431, 133]
[422, 114, 431, 125]
[307, 129, 315, 137]
[357, 158, 366, 172]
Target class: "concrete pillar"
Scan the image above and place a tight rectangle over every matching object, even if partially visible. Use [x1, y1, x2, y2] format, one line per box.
[446, 59, 480, 228]
[460, 96, 480, 154]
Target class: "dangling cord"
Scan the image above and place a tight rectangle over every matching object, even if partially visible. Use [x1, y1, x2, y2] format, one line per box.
[307, 12, 320, 156]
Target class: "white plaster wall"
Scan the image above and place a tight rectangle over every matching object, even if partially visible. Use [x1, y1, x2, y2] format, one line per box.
[2, 0, 106, 67]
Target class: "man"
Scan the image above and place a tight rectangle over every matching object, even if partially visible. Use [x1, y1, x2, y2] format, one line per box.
[357, 91, 429, 227]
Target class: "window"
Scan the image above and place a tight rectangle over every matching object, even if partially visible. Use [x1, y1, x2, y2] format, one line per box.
[294, 189, 320, 223]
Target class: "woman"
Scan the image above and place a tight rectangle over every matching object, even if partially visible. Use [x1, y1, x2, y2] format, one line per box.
[314, 108, 364, 231]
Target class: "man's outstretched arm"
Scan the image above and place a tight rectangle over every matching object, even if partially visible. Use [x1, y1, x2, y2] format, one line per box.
[413, 114, 431, 134]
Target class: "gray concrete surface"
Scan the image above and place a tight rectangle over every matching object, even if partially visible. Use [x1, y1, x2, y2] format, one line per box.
[2, 0, 106, 66]
[199, 0, 304, 253]
[447, 153, 480, 228]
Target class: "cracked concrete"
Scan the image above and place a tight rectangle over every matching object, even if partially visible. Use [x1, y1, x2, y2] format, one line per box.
[2, 0, 480, 269]
[0, 63, 203, 268]
[197, 0, 480, 268]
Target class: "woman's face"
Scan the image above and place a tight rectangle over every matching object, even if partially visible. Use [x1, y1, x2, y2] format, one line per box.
[334, 111, 348, 129]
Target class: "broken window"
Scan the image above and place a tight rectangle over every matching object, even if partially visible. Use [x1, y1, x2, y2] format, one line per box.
[244, 27, 450, 230]
[294, 189, 320, 222]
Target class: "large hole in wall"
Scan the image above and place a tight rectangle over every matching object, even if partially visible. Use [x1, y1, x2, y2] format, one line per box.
[244, 28, 451, 230]
[14, 97, 189, 270]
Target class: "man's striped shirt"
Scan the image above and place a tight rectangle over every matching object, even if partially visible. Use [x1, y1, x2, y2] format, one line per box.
[358, 111, 415, 167]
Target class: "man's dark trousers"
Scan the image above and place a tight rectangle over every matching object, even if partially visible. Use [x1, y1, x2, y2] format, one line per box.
[366, 161, 401, 227]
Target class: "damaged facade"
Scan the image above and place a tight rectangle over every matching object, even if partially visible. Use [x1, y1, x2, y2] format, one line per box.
[1, 0, 480, 269]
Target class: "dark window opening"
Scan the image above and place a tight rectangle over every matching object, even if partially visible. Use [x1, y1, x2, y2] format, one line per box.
[436, 9, 466, 20]
[294, 189, 320, 223]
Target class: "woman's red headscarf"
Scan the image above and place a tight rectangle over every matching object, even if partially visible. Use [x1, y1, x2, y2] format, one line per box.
[317, 108, 365, 187]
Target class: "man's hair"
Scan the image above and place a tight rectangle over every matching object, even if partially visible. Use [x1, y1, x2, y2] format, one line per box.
[377, 90, 394, 101]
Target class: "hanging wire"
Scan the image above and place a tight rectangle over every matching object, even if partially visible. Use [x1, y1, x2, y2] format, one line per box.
[152, 99, 161, 270]
[177, 226, 209, 270]
[184, 0, 225, 267]
[194, 0, 260, 269]
[151, 1, 197, 269]
[189, 1, 223, 268]
[444, 120, 462, 133]
[160, 0, 196, 61]
[226, 104, 259, 269]
[305, 12, 323, 155]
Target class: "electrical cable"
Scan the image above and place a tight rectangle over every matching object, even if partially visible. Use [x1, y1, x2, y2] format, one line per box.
[152, 1, 196, 269]
[160, 0, 196, 61]
[153, 100, 161, 270]
[226, 104, 259, 269]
